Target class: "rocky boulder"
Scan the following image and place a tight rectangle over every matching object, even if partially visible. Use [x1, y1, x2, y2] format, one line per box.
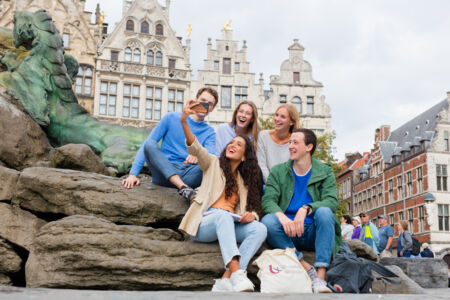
[13, 167, 188, 226]
[0, 203, 47, 251]
[26, 215, 226, 290]
[371, 265, 425, 294]
[51, 144, 109, 175]
[346, 239, 378, 261]
[0, 91, 52, 170]
[0, 166, 19, 202]
[0, 238, 22, 286]
[380, 257, 448, 288]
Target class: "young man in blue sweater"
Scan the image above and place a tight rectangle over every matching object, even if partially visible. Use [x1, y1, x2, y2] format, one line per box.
[122, 87, 217, 201]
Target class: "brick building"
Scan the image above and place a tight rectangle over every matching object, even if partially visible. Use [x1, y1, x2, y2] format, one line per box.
[340, 92, 450, 265]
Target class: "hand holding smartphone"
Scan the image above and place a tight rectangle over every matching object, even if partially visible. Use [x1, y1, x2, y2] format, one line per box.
[191, 101, 209, 113]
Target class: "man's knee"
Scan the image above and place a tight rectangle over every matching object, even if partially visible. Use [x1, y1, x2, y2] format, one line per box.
[314, 207, 334, 224]
[261, 214, 281, 232]
[143, 139, 159, 157]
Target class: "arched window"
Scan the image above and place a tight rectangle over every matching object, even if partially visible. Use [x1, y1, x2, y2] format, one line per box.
[133, 48, 141, 63]
[155, 24, 164, 35]
[155, 51, 162, 66]
[147, 50, 154, 65]
[126, 20, 134, 31]
[141, 21, 149, 34]
[74, 65, 93, 96]
[291, 96, 301, 114]
[124, 47, 132, 62]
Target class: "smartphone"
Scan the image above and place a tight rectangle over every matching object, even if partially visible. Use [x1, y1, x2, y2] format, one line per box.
[199, 102, 209, 111]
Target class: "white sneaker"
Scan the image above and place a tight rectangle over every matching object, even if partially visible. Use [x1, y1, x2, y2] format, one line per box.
[312, 277, 332, 293]
[211, 278, 233, 292]
[230, 269, 254, 292]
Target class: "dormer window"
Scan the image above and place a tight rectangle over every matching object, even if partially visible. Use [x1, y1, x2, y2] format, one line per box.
[155, 24, 164, 35]
[141, 21, 149, 34]
[126, 20, 134, 31]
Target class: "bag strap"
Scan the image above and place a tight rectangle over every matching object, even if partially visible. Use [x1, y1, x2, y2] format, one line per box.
[362, 259, 399, 278]
[373, 274, 401, 285]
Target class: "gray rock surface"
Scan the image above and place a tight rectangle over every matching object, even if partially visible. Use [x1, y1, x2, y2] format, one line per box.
[51, 144, 109, 175]
[26, 215, 226, 290]
[13, 167, 188, 226]
[380, 257, 448, 288]
[0, 238, 22, 274]
[347, 239, 378, 261]
[0, 274, 11, 286]
[0, 93, 51, 170]
[0, 203, 47, 251]
[371, 265, 425, 294]
[0, 166, 19, 202]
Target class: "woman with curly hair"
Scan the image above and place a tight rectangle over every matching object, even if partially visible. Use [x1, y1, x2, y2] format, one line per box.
[215, 100, 261, 156]
[178, 100, 266, 293]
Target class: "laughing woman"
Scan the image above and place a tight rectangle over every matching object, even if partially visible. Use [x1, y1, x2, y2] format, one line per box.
[178, 100, 267, 292]
[215, 100, 261, 156]
[256, 104, 300, 183]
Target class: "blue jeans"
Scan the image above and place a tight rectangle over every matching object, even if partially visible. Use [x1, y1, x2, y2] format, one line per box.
[144, 139, 203, 188]
[191, 209, 267, 270]
[261, 207, 335, 268]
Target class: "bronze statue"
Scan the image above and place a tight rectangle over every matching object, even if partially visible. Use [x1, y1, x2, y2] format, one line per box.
[0, 10, 149, 173]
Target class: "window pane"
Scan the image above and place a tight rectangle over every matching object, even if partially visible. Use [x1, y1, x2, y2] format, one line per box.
[131, 108, 138, 118]
[169, 59, 176, 69]
[155, 88, 162, 99]
[132, 98, 139, 108]
[291, 96, 301, 114]
[75, 77, 82, 93]
[84, 78, 92, 94]
[223, 58, 231, 74]
[235, 62, 240, 71]
[111, 51, 118, 61]
[177, 91, 183, 101]
[125, 48, 132, 62]
[108, 105, 115, 116]
[133, 49, 141, 63]
[168, 89, 175, 100]
[109, 83, 117, 94]
[109, 96, 116, 105]
[123, 107, 130, 117]
[101, 82, 108, 93]
[126, 20, 134, 31]
[145, 109, 152, 119]
[147, 51, 154, 65]
[214, 61, 219, 70]
[123, 97, 130, 107]
[146, 100, 152, 109]
[221, 86, 231, 108]
[141, 21, 149, 34]
[85, 67, 92, 77]
[100, 95, 107, 104]
[168, 102, 174, 112]
[99, 104, 106, 115]
[124, 84, 131, 95]
[132, 86, 140, 97]
[156, 52, 162, 66]
[176, 103, 183, 112]
[155, 100, 161, 109]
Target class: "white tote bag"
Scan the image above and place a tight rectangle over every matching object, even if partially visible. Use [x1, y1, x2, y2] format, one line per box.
[253, 248, 312, 293]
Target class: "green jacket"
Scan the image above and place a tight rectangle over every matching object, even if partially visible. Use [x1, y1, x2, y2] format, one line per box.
[262, 157, 342, 255]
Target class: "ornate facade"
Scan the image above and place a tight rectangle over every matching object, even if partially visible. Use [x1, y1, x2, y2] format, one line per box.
[0, 0, 102, 114]
[93, 0, 191, 127]
[191, 29, 264, 127]
[263, 39, 331, 135]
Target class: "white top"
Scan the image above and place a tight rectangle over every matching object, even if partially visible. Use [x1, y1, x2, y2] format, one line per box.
[341, 223, 355, 241]
[256, 130, 290, 183]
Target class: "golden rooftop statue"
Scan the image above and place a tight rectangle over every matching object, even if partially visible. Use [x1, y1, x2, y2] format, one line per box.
[99, 11, 105, 26]
[187, 24, 192, 38]
[223, 20, 232, 31]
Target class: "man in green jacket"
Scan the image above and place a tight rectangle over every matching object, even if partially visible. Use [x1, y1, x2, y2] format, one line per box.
[261, 128, 342, 293]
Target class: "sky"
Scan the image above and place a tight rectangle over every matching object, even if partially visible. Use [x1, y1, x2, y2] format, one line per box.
[85, 0, 450, 161]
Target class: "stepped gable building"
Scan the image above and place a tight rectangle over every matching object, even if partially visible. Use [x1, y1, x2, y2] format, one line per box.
[93, 0, 191, 127]
[0, 0, 103, 114]
[263, 39, 331, 135]
[345, 92, 450, 264]
[191, 28, 264, 126]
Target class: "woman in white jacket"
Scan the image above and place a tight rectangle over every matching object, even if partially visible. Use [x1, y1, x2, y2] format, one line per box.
[179, 100, 267, 292]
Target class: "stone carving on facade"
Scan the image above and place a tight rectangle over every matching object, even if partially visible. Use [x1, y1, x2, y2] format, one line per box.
[100, 61, 119, 72]
[146, 66, 165, 77]
[173, 70, 187, 79]
[124, 62, 143, 74]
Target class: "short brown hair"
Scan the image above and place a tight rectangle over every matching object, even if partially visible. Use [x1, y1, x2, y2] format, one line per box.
[399, 220, 408, 231]
[196, 87, 218, 107]
[292, 128, 317, 156]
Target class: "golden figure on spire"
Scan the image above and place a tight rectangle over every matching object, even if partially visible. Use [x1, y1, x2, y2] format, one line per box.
[223, 20, 232, 31]
[99, 11, 105, 26]
[187, 24, 192, 38]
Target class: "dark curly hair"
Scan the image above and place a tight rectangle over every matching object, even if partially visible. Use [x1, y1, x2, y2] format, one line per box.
[219, 135, 263, 217]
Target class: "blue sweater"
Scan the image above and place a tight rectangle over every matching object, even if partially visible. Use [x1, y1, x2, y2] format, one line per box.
[130, 112, 215, 175]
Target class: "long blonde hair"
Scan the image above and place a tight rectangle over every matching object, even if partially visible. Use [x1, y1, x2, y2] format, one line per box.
[230, 101, 261, 149]
[275, 104, 300, 133]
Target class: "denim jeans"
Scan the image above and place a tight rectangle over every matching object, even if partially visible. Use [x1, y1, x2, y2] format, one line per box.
[261, 207, 335, 268]
[144, 139, 203, 188]
[191, 209, 267, 270]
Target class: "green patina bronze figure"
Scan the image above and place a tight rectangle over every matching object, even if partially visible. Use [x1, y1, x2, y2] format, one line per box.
[0, 10, 149, 173]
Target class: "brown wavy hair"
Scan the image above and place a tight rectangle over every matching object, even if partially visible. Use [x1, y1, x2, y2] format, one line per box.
[219, 135, 263, 217]
[230, 101, 261, 149]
